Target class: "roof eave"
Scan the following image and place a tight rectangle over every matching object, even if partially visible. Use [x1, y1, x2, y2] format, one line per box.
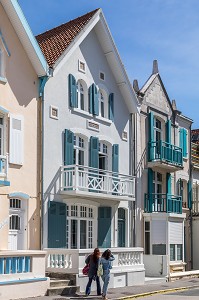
[1, 0, 49, 77]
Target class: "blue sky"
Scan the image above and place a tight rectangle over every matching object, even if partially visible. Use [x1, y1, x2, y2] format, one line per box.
[19, 0, 199, 128]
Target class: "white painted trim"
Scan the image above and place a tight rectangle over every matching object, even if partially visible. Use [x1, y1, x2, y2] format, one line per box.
[49, 105, 59, 120]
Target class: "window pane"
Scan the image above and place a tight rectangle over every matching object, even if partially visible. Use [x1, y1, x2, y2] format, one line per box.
[170, 244, 175, 261]
[71, 219, 78, 249]
[78, 150, 84, 165]
[145, 232, 150, 254]
[101, 102, 104, 117]
[145, 221, 150, 231]
[80, 94, 84, 110]
[80, 220, 87, 249]
[177, 244, 182, 260]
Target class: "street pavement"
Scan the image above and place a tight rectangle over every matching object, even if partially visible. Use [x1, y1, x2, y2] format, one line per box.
[138, 286, 199, 299]
[18, 277, 199, 300]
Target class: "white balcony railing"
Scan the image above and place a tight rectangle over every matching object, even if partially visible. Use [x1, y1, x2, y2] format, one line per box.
[60, 165, 135, 198]
[0, 154, 8, 180]
[44, 248, 144, 274]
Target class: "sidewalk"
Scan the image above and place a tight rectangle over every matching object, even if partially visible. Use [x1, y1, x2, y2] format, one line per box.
[19, 277, 199, 300]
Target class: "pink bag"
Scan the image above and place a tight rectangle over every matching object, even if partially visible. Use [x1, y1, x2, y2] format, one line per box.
[82, 264, 90, 275]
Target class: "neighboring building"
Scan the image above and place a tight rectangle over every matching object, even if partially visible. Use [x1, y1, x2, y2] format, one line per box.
[0, 0, 48, 251]
[36, 9, 145, 290]
[0, 0, 49, 298]
[191, 130, 199, 269]
[134, 60, 192, 277]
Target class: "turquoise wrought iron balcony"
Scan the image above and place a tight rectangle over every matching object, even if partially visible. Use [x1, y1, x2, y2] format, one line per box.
[148, 141, 183, 170]
[144, 193, 182, 214]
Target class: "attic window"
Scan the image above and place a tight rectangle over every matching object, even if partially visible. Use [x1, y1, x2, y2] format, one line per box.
[50, 105, 59, 120]
[122, 131, 128, 141]
[78, 60, 86, 73]
[99, 72, 105, 81]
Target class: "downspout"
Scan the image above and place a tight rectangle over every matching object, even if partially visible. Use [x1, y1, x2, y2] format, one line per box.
[131, 112, 137, 247]
[39, 72, 52, 249]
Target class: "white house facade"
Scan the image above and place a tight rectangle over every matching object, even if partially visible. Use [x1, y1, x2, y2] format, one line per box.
[36, 9, 145, 291]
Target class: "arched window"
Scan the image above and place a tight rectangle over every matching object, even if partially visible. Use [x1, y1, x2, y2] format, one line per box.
[77, 81, 85, 110]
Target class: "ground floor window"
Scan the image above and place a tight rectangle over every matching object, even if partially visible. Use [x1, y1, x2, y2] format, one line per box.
[66, 204, 94, 249]
[145, 221, 150, 254]
[170, 244, 183, 261]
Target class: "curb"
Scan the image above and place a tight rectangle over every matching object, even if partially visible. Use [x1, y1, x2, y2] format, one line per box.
[113, 284, 199, 300]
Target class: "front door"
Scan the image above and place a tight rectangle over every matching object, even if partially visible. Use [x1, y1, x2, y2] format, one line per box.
[8, 198, 26, 250]
[118, 208, 125, 247]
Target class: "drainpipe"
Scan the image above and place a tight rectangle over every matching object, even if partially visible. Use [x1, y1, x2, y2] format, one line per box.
[39, 70, 53, 249]
[131, 112, 137, 247]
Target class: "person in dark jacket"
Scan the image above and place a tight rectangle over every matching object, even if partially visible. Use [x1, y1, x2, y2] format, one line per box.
[85, 248, 101, 296]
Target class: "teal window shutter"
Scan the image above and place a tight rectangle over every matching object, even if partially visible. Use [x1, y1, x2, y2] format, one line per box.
[88, 85, 93, 114]
[148, 168, 153, 195]
[92, 84, 99, 116]
[68, 74, 77, 108]
[64, 129, 74, 165]
[183, 128, 188, 157]
[48, 201, 66, 248]
[112, 144, 119, 173]
[166, 173, 171, 194]
[166, 120, 171, 143]
[98, 207, 112, 248]
[108, 93, 114, 121]
[148, 168, 153, 212]
[148, 112, 154, 142]
[179, 128, 188, 158]
[89, 136, 99, 168]
[187, 180, 192, 209]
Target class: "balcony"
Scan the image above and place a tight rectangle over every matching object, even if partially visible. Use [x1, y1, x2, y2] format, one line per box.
[0, 154, 10, 186]
[144, 193, 182, 214]
[60, 164, 135, 200]
[148, 141, 183, 171]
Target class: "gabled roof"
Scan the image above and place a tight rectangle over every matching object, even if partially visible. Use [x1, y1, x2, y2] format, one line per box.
[35, 8, 139, 113]
[1, 0, 48, 76]
[139, 65, 173, 113]
[36, 9, 99, 68]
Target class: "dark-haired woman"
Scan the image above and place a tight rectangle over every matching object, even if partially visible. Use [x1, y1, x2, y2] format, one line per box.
[101, 249, 115, 300]
[85, 248, 101, 296]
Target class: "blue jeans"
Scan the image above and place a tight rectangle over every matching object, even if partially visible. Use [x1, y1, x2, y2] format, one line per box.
[85, 276, 101, 295]
[101, 272, 110, 296]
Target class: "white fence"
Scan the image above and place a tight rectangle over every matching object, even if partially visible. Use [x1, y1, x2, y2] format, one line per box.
[45, 247, 144, 274]
[61, 165, 136, 198]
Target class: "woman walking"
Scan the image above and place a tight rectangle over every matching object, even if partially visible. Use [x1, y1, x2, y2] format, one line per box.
[85, 248, 101, 296]
[101, 249, 115, 300]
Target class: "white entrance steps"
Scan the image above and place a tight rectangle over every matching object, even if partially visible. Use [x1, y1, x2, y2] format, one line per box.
[168, 270, 199, 282]
[46, 273, 79, 296]
[145, 276, 167, 285]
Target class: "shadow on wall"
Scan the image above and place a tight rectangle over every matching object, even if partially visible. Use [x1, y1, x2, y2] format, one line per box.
[6, 49, 38, 107]
[43, 167, 62, 203]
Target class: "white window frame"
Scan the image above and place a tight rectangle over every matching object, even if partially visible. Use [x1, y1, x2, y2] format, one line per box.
[74, 135, 85, 166]
[50, 105, 59, 120]
[78, 60, 86, 73]
[170, 244, 183, 262]
[77, 81, 85, 111]
[66, 204, 95, 249]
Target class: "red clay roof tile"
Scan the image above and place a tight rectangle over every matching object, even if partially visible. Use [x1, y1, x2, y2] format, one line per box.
[36, 9, 99, 67]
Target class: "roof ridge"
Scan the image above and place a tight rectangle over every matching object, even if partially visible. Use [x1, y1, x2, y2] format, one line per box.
[36, 8, 100, 39]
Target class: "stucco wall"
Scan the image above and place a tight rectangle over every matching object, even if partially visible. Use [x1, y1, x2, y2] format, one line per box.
[0, 4, 40, 250]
